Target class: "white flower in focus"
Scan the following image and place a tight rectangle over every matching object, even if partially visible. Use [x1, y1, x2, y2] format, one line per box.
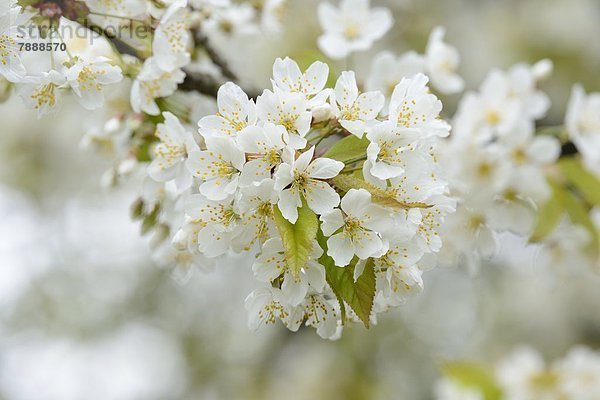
[187, 136, 245, 201]
[271, 57, 330, 107]
[65, 57, 123, 110]
[273, 146, 344, 223]
[375, 240, 424, 306]
[364, 121, 410, 180]
[425, 26, 464, 95]
[235, 179, 278, 247]
[566, 84, 600, 177]
[389, 73, 450, 138]
[198, 81, 256, 140]
[244, 286, 302, 332]
[237, 122, 287, 185]
[183, 194, 243, 257]
[320, 188, 389, 267]
[153, 0, 192, 72]
[256, 88, 312, 148]
[131, 57, 185, 115]
[331, 71, 384, 138]
[19, 70, 66, 118]
[252, 237, 325, 306]
[148, 112, 199, 193]
[317, 0, 393, 60]
[302, 293, 339, 339]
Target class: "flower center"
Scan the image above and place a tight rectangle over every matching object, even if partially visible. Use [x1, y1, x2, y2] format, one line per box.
[293, 171, 308, 188]
[343, 24, 361, 39]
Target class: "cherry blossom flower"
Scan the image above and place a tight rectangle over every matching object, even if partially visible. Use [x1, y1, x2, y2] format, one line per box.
[187, 136, 245, 201]
[566, 84, 600, 177]
[331, 71, 384, 138]
[237, 122, 287, 185]
[147, 112, 199, 193]
[273, 146, 344, 223]
[320, 189, 389, 267]
[198, 82, 257, 140]
[317, 0, 393, 60]
[425, 26, 464, 95]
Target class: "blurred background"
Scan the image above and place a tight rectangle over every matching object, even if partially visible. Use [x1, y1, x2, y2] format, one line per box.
[1, 0, 600, 398]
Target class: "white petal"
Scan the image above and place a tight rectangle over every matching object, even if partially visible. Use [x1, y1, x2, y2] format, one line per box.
[307, 158, 344, 179]
[354, 230, 383, 259]
[320, 209, 345, 236]
[327, 233, 355, 267]
[305, 180, 340, 214]
[278, 188, 301, 223]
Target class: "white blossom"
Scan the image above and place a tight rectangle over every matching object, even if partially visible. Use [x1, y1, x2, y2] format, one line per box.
[273, 146, 344, 223]
[153, 0, 192, 72]
[187, 136, 245, 201]
[65, 57, 123, 111]
[331, 70, 384, 138]
[256, 88, 312, 148]
[19, 70, 66, 117]
[320, 188, 389, 267]
[147, 112, 199, 193]
[198, 82, 257, 140]
[131, 57, 185, 115]
[425, 26, 464, 95]
[317, 0, 393, 60]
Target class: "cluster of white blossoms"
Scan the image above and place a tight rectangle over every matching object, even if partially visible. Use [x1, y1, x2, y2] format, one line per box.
[1, 0, 289, 118]
[435, 345, 600, 400]
[366, 26, 464, 100]
[1, 1, 124, 116]
[2, 0, 600, 339]
[142, 56, 455, 338]
[436, 61, 564, 269]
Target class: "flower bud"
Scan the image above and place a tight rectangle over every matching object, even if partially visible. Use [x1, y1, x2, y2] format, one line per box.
[532, 59, 553, 83]
[312, 103, 334, 123]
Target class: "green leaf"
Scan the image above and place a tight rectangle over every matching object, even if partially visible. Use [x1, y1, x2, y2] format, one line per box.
[322, 135, 370, 163]
[316, 229, 376, 328]
[331, 174, 431, 210]
[441, 362, 502, 400]
[559, 157, 600, 205]
[141, 204, 160, 235]
[562, 187, 599, 244]
[273, 200, 319, 276]
[531, 180, 564, 242]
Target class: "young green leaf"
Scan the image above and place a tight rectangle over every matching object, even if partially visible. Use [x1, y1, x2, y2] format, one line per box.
[559, 157, 600, 205]
[316, 229, 376, 328]
[530, 180, 564, 242]
[322, 135, 370, 163]
[331, 174, 430, 210]
[273, 200, 319, 277]
[441, 361, 502, 400]
[562, 187, 599, 246]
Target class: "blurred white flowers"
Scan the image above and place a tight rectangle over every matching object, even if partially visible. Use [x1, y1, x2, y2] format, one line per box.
[317, 0, 393, 59]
